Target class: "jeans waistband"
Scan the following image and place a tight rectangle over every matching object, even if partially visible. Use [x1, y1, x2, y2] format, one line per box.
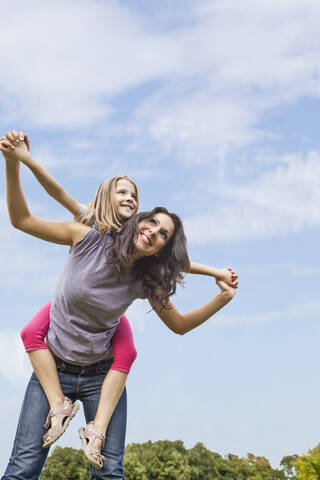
[54, 356, 113, 375]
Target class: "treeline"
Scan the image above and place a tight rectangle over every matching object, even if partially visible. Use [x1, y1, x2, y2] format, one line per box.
[40, 440, 320, 479]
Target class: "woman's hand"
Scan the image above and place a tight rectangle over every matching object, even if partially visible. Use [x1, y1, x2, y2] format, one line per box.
[0, 132, 30, 162]
[216, 279, 237, 299]
[215, 267, 238, 287]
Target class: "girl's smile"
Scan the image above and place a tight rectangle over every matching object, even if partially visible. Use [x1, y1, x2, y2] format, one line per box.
[113, 179, 138, 219]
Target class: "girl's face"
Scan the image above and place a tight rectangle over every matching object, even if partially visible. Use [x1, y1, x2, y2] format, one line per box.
[113, 179, 138, 220]
[133, 213, 175, 261]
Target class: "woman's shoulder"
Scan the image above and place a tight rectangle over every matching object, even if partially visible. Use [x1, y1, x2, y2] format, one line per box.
[71, 224, 113, 256]
[71, 222, 93, 246]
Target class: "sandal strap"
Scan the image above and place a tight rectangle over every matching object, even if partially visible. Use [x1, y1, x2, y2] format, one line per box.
[43, 424, 63, 441]
[90, 452, 105, 468]
[43, 397, 74, 429]
[84, 422, 106, 442]
[80, 422, 106, 467]
[87, 445, 106, 460]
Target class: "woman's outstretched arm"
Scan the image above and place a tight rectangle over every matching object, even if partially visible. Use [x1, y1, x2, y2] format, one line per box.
[1, 130, 82, 216]
[2, 141, 88, 246]
[150, 280, 235, 335]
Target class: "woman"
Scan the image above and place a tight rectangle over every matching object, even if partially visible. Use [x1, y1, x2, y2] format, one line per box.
[1, 143, 236, 479]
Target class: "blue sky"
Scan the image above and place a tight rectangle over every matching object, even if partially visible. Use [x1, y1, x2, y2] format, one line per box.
[0, 0, 319, 470]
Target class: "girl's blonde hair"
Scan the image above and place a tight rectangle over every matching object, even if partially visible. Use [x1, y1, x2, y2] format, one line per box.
[77, 176, 139, 235]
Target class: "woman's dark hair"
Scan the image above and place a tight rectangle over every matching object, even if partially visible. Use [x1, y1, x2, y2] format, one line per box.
[109, 207, 190, 308]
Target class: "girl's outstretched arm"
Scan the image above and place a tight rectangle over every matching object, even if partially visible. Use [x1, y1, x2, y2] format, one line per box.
[189, 262, 238, 287]
[150, 280, 236, 335]
[1, 130, 82, 216]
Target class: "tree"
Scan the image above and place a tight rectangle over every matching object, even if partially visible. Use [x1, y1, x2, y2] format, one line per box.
[245, 453, 285, 479]
[40, 446, 89, 480]
[281, 455, 298, 479]
[38, 440, 300, 480]
[124, 440, 286, 480]
[295, 444, 320, 480]
[187, 442, 226, 479]
[124, 440, 192, 480]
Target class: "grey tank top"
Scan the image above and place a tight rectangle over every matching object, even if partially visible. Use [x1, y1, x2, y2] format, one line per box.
[47, 227, 145, 365]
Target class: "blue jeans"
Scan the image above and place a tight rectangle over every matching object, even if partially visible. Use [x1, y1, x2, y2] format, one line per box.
[2, 358, 127, 480]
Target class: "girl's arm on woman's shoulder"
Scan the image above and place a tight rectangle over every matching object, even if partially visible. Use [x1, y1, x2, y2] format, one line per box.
[2, 144, 90, 246]
[148, 280, 236, 335]
[1, 130, 82, 217]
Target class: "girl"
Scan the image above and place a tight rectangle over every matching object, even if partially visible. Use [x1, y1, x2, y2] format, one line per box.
[1, 132, 237, 470]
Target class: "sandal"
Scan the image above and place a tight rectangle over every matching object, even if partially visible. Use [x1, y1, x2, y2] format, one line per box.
[42, 397, 79, 448]
[78, 422, 106, 470]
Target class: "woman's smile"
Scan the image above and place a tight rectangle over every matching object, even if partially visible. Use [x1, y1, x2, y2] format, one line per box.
[133, 213, 175, 260]
[140, 232, 151, 246]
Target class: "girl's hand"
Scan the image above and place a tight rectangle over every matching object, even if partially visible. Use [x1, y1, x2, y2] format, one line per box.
[0, 138, 16, 163]
[0, 130, 30, 152]
[216, 279, 237, 299]
[215, 267, 238, 287]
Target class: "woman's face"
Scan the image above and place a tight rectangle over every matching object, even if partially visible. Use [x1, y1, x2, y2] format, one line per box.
[112, 179, 138, 220]
[133, 213, 175, 260]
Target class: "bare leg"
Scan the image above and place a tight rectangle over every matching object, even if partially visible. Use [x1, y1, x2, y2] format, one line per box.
[28, 349, 65, 441]
[90, 369, 128, 462]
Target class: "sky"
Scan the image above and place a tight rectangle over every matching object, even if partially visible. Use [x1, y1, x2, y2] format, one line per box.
[0, 0, 319, 470]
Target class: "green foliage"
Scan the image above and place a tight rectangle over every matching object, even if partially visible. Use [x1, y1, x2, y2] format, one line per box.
[187, 442, 225, 479]
[217, 451, 285, 480]
[124, 440, 192, 480]
[295, 444, 320, 480]
[37, 440, 317, 480]
[124, 440, 286, 480]
[280, 455, 298, 479]
[40, 446, 89, 480]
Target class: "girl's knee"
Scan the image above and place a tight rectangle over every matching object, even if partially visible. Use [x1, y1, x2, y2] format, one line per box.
[20, 324, 32, 349]
[113, 346, 137, 373]
[120, 344, 137, 369]
[127, 345, 137, 365]
[20, 324, 46, 351]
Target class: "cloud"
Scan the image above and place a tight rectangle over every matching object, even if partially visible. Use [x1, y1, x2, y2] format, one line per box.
[135, 88, 266, 163]
[244, 263, 320, 276]
[126, 0, 320, 161]
[192, 0, 320, 96]
[0, 0, 182, 129]
[125, 299, 150, 333]
[184, 151, 320, 243]
[212, 297, 320, 327]
[0, 196, 67, 292]
[0, 329, 31, 384]
[1, 0, 320, 163]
